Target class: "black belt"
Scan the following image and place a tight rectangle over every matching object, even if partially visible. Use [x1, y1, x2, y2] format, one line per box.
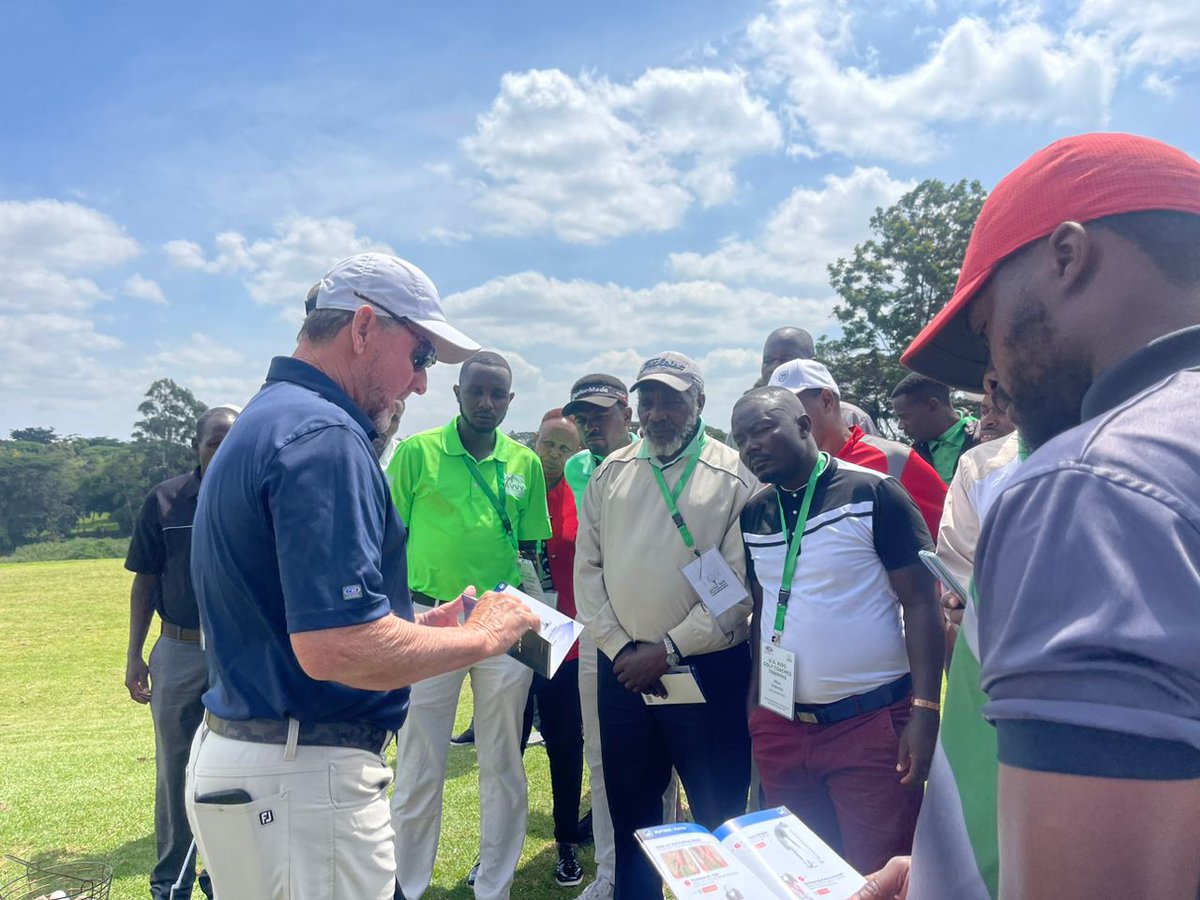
[161, 621, 202, 642]
[412, 590, 451, 607]
[204, 712, 391, 754]
[793, 674, 912, 725]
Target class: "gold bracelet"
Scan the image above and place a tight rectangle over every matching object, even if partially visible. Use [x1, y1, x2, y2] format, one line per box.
[912, 698, 940, 712]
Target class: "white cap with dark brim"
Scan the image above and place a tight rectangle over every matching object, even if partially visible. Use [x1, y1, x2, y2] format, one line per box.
[768, 359, 840, 396]
[309, 252, 481, 364]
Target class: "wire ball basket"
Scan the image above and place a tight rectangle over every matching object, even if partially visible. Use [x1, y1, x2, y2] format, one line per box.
[0, 857, 112, 900]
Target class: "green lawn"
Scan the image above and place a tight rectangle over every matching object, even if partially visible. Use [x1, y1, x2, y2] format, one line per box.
[0, 559, 594, 898]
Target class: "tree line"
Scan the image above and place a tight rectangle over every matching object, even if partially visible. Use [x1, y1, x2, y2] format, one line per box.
[0, 178, 985, 556]
[0, 379, 206, 555]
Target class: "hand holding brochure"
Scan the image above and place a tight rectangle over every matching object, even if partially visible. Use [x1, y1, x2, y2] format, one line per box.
[636, 806, 865, 899]
[489, 582, 584, 678]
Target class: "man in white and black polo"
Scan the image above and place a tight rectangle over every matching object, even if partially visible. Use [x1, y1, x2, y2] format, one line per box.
[732, 387, 943, 877]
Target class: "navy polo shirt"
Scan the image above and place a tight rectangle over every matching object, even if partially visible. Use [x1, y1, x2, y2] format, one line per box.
[191, 356, 413, 731]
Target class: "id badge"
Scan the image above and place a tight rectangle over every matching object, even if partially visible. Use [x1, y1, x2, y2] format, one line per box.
[681, 547, 749, 617]
[759, 641, 796, 720]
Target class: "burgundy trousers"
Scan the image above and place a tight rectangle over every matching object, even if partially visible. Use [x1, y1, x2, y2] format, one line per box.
[749, 697, 923, 875]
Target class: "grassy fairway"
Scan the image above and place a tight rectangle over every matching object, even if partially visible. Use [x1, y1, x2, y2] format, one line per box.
[0, 558, 593, 898]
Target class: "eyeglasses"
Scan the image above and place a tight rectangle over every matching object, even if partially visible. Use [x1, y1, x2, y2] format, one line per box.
[353, 290, 438, 371]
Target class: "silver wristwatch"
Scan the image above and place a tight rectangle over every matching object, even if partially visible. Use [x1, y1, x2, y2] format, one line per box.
[663, 635, 682, 668]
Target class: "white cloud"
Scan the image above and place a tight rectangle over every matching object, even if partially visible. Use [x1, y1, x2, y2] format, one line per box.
[747, 0, 1118, 160]
[123, 274, 166, 304]
[0, 267, 107, 313]
[1074, 0, 1200, 70]
[165, 217, 393, 308]
[0, 199, 145, 434]
[147, 332, 245, 370]
[0, 199, 139, 270]
[668, 166, 914, 288]
[462, 67, 781, 242]
[443, 271, 830, 354]
[163, 239, 208, 270]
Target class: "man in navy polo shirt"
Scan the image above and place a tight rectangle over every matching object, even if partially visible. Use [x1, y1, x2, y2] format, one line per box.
[185, 253, 540, 900]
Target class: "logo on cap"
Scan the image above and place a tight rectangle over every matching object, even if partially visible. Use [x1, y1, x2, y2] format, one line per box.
[642, 356, 688, 373]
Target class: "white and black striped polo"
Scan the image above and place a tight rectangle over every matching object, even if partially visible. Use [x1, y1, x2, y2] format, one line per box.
[741, 457, 933, 705]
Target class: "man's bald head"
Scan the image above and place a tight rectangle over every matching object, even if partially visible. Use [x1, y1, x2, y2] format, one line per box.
[760, 326, 816, 386]
[732, 387, 818, 487]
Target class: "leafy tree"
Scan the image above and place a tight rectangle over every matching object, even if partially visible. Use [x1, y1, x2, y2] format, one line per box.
[10, 426, 59, 444]
[0, 451, 81, 553]
[75, 444, 153, 535]
[133, 378, 207, 483]
[820, 179, 987, 432]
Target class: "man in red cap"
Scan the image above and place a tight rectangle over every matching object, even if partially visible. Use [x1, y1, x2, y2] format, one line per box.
[855, 133, 1200, 900]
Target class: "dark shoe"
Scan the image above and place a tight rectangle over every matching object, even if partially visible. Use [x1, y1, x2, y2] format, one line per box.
[465, 857, 480, 887]
[577, 809, 594, 846]
[450, 723, 476, 746]
[554, 843, 584, 887]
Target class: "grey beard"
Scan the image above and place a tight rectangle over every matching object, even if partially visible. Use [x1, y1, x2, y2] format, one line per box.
[645, 409, 700, 459]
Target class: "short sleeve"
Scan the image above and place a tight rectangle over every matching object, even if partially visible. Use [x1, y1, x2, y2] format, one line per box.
[871, 475, 934, 570]
[978, 464, 1200, 777]
[266, 426, 394, 634]
[124, 489, 165, 575]
[518, 457, 552, 542]
[384, 439, 421, 526]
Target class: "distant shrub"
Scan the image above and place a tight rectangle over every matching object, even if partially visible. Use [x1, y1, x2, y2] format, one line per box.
[1, 537, 129, 563]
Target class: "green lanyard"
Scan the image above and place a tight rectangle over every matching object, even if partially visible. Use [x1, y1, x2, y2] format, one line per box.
[461, 456, 518, 553]
[650, 438, 705, 556]
[771, 452, 829, 643]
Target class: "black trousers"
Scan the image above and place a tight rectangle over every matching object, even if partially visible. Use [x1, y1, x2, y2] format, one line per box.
[598, 643, 752, 900]
[522, 657, 585, 844]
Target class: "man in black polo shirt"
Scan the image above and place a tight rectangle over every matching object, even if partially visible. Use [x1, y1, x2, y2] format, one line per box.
[125, 404, 238, 900]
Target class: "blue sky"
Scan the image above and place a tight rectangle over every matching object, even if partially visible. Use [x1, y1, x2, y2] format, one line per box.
[2, 0, 1197, 439]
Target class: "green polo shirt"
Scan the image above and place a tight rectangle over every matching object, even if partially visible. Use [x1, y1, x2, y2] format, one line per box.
[385, 418, 551, 602]
[563, 431, 638, 513]
[928, 414, 978, 483]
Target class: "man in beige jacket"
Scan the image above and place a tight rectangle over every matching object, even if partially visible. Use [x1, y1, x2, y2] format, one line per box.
[575, 352, 757, 900]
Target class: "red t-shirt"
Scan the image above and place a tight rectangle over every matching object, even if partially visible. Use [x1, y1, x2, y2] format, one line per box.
[545, 477, 580, 662]
[836, 426, 948, 539]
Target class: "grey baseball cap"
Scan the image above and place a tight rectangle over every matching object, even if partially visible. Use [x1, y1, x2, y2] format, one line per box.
[306, 253, 480, 364]
[630, 351, 704, 393]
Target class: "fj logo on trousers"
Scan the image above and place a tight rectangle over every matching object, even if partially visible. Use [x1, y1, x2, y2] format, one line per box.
[259, 810, 275, 826]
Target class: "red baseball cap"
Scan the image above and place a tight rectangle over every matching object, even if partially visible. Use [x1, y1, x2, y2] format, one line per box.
[902, 133, 1200, 390]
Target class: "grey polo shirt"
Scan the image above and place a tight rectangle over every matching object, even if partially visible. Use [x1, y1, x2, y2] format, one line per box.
[976, 325, 1200, 778]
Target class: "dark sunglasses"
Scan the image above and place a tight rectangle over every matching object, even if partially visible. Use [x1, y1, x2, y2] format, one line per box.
[351, 290, 438, 371]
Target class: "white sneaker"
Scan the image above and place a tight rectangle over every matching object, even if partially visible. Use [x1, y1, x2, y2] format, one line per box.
[576, 875, 615, 899]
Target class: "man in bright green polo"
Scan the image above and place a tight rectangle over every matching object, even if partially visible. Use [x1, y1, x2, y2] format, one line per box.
[563, 373, 637, 509]
[386, 350, 551, 900]
[890, 373, 978, 483]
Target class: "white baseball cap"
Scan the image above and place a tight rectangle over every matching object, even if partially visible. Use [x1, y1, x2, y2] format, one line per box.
[769, 359, 840, 396]
[307, 253, 480, 364]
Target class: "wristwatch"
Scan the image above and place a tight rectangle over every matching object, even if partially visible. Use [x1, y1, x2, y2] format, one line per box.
[663, 635, 682, 668]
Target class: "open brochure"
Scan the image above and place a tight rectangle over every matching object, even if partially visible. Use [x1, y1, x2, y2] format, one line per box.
[636, 806, 865, 900]
[485, 582, 584, 678]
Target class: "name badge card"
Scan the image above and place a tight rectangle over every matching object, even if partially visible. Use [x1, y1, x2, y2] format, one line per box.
[681, 547, 749, 618]
[759, 642, 796, 720]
